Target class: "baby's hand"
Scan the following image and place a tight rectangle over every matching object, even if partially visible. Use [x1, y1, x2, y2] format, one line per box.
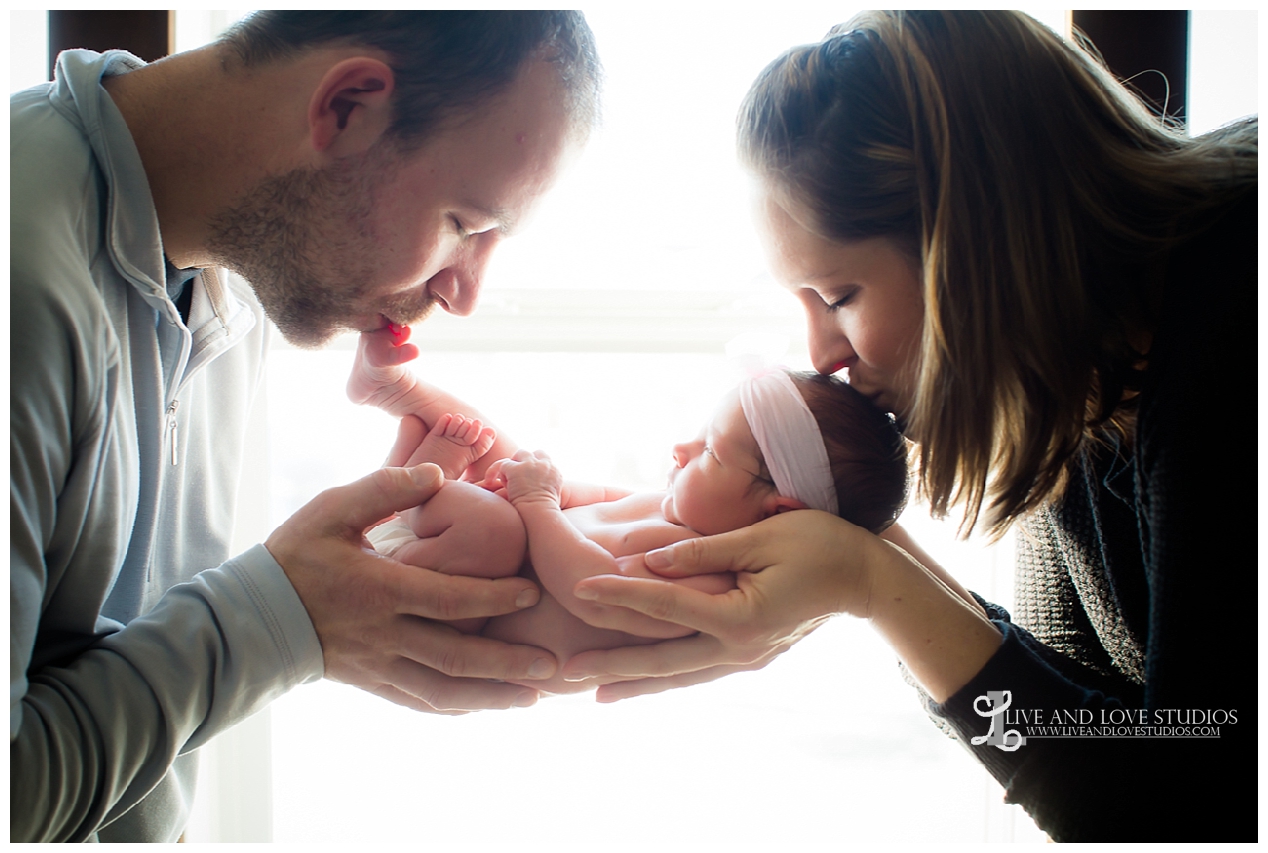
[347, 324, 420, 408]
[479, 458, 511, 498]
[491, 450, 563, 508]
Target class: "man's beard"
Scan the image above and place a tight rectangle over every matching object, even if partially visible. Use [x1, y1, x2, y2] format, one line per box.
[205, 144, 437, 349]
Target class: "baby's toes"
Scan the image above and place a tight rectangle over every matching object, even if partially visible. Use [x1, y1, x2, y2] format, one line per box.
[472, 426, 497, 458]
[442, 414, 468, 438]
[430, 413, 454, 436]
[457, 418, 486, 446]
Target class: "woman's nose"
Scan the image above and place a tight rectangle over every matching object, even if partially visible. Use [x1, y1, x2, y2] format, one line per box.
[805, 307, 855, 375]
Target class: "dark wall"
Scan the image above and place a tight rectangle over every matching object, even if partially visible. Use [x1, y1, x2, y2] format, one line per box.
[48, 10, 172, 80]
[1072, 10, 1190, 126]
[43, 10, 1193, 130]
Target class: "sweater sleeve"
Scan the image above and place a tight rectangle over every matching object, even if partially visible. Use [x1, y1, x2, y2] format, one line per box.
[923, 198, 1258, 842]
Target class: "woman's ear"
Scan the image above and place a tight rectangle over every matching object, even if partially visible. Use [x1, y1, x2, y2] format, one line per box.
[763, 494, 808, 518]
[308, 57, 395, 157]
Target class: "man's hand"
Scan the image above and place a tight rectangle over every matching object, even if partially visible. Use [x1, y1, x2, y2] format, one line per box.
[265, 462, 557, 712]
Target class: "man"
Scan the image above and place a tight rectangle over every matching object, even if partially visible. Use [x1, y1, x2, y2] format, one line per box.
[11, 12, 599, 842]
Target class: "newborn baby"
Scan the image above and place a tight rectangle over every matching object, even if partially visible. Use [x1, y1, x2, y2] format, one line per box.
[353, 326, 907, 694]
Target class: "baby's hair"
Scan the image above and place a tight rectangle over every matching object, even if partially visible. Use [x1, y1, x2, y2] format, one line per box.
[789, 371, 909, 532]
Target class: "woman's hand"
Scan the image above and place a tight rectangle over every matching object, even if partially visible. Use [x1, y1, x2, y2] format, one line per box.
[563, 509, 1002, 703]
[561, 509, 887, 701]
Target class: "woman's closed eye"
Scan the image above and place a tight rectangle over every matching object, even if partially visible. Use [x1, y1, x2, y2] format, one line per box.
[825, 289, 858, 312]
[450, 215, 471, 240]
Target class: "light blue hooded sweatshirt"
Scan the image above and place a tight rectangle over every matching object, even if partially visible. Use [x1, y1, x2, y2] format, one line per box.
[10, 49, 323, 842]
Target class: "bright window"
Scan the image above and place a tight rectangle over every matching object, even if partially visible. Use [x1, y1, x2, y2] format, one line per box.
[256, 9, 1070, 845]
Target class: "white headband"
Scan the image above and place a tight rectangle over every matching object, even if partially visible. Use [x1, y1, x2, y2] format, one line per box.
[738, 371, 838, 515]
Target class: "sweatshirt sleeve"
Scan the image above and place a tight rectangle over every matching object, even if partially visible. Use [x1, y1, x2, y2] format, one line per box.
[9, 229, 323, 842]
[11, 547, 324, 842]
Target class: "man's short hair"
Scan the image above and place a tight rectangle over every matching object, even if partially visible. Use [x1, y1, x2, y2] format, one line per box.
[221, 11, 601, 147]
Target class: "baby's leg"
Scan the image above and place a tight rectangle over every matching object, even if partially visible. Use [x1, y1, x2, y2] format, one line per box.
[392, 480, 527, 633]
[405, 413, 496, 481]
[398, 481, 525, 578]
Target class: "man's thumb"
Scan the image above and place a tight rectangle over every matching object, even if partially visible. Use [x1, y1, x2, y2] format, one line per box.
[339, 463, 444, 531]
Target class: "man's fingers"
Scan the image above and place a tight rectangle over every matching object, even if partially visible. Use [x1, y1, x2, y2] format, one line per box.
[376, 658, 542, 712]
[388, 562, 542, 621]
[263, 466, 444, 574]
[572, 575, 741, 634]
[321, 463, 445, 533]
[394, 614, 557, 685]
[643, 527, 754, 578]
[367, 683, 468, 716]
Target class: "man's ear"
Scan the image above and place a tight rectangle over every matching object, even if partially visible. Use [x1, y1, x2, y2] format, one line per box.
[308, 57, 395, 157]
[763, 494, 808, 518]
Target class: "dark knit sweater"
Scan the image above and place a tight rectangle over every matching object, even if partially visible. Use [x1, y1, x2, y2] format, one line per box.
[926, 189, 1257, 841]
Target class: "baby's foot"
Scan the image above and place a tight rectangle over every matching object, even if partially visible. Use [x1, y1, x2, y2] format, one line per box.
[408, 413, 497, 479]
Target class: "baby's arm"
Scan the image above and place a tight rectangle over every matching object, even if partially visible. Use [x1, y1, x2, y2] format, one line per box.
[348, 326, 518, 479]
[495, 451, 695, 640]
[558, 481, 635, 509]
[482, 460, 633, 510]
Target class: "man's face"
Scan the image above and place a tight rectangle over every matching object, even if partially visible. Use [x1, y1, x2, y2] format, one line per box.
[208, 59, 576, 348]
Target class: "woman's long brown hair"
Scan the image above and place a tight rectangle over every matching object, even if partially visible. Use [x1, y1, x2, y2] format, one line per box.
[739, 10, 1256, 537]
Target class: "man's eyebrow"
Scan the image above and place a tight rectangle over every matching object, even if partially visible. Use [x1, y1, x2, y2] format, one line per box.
[462, 201, 517, 236]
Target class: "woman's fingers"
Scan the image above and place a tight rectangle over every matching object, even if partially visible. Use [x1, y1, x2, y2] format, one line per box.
[561, 628, 780, 684]
[593, 663, 760, 703]
[572, 575, 745, 635]
[561, 633, 727, 681]
[642, 526, 756, 577]
[560, 512, 877, 701]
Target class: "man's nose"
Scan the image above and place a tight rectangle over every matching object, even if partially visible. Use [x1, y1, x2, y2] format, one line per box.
[805, 307, 855, 376]
[432, 236, 499, 316]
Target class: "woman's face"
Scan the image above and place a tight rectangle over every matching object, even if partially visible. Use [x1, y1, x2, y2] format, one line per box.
[757, 188, 925, 418]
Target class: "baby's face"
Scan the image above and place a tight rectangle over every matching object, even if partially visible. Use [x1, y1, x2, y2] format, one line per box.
[661, 389, 775, 535]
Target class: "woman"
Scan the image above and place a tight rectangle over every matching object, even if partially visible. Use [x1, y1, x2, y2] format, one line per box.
[561, 11, 1256, 842]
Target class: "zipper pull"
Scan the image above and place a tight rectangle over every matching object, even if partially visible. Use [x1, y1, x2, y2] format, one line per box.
[166, 400, 180, 466]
